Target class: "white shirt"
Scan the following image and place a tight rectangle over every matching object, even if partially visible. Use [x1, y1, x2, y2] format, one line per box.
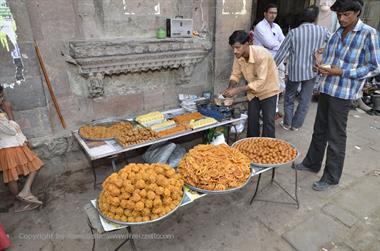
[0, 117, 27, 149]
[253, 18, 285, 56]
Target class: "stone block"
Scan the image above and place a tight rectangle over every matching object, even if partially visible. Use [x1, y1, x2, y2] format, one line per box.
[282, 213, 349, 251]
[57, 95, 93, 127]
[322, 204, 358, 227]
[143, 90, 164, 111]
[7, 0, 35, 41]
[17, 42, 42, 78]
[91, 93, 144, 120]
[29, 0, 78, 41]
[14, 106, 53, 138]
[163, 86, 178, 109]
[331, 176, 380, 218]
[3, 77, 47, 110]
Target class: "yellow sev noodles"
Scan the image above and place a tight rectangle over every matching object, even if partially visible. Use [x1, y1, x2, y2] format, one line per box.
[178, 144, 251, 191]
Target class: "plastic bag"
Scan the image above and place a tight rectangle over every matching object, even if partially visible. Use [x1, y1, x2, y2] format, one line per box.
[142, 142, 176, 164]
[167, 145, 187, 168]
[211, 133, 226, 145]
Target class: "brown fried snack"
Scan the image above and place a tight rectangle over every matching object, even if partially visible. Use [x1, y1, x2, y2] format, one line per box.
[233, 138, 297, 165]
[79, 122, 134, 139]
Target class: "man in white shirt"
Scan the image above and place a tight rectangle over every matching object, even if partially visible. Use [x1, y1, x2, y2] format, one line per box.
[253, 3, 285, 57]
[253, 3, 286, 114]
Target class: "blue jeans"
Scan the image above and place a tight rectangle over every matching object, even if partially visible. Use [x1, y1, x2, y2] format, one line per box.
[283, 78, 316, 129]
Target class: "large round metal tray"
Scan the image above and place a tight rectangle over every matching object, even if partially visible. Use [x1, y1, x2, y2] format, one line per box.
[79, 119, 134, 141]
[231, 137, 300, 168]
[185, 167, 252, 194]
[96, 189, 185, 226]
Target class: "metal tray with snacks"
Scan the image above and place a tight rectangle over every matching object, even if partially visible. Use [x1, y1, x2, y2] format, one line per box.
[185, 168, 252, 194]
[79, 118, 134, 141]
[232, 137, 300, 168]
[96, 190, 185, 226]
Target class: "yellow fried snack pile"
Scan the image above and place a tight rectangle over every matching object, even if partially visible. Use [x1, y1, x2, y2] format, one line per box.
[178, 144, 251, 190]
[233, 138, 297, 165]
[115, 128, 159, 147]
[79, 122, 134, 139]
[150, 120, 176, 132]
[98, 163, 184, 223]
[189, 117, 217, 129]
[135, 111, 165, 127]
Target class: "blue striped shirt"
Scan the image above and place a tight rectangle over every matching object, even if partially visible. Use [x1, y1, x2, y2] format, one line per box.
[319, 20, 380, 100]
[274, 23, 330, 82]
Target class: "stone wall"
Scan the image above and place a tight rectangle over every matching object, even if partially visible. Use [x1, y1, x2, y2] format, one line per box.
[0, 0, 254, 176]
[213, 0, 254, 95]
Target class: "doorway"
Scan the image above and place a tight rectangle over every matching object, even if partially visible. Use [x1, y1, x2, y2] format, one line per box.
[252, 0, 314, 34]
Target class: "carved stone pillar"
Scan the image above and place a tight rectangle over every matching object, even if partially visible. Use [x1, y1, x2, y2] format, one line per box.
[88, 73, 104, 98]
[179, 64, 195, 85]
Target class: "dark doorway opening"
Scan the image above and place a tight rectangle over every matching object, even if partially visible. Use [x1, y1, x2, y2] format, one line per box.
[252, 0, 315, 34]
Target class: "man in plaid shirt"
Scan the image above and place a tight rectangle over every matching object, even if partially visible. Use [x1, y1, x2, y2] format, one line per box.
[295, 0, 380, 191]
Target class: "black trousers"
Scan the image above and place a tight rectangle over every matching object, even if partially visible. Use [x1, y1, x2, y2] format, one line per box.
[302, 93, 351, 184]
[247, 95, 277, 138]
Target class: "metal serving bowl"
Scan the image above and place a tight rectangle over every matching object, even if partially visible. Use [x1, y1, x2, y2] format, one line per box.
[231, 137, 300, 168]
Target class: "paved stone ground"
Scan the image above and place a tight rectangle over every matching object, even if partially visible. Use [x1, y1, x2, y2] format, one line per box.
[1, 101, 379, 251]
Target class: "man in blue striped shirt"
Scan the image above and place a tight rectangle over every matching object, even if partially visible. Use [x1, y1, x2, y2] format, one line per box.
[275, 6, 330, 131]
[295, 0, 380, 191]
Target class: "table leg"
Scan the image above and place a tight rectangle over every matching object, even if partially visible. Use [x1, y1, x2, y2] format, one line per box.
[87, 217, 96, 251]
[293, 162, 299, 209]
[124, 153, 129, 165]
[91, 161, 97, 190]
[114, 226, 137, 251]
[127, 226, 137, 251]
[271, 168, 276, 182]
[111, 158, 117, 172]
[249, 173, 262, 205]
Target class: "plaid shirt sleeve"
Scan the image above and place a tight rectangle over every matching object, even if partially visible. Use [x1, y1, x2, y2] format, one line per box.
[342, 31, 380, 79]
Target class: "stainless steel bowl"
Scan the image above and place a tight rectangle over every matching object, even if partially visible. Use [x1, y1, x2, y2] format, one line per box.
[231, 137, 300, 168]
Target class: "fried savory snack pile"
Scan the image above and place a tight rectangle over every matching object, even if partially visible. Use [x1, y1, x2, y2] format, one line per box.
[79, 122, 133, 139]
[98, 163, 184, 223]
[115, 128, 159, 147]
[178, 144, 251, 191]
[233, 138, 297, 165]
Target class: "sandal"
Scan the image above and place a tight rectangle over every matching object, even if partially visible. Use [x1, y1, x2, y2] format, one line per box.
[15, 202, 41, 213]
[16, 194, 43, 205]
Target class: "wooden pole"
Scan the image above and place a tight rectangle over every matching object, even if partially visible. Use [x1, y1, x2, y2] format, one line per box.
[34, 41, 67, 129]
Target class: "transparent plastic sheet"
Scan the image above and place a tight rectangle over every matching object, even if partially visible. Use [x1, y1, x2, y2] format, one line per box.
[142, 142, 176, 164]
[167, 145, 187, 168]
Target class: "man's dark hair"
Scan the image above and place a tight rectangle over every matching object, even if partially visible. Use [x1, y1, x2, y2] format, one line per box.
[264, 3, 278, 13]
[0, 85, 3, 93]
[330, 0, 363, 15]
[229, 30, 249, 46]
[301, 6, 319, 23]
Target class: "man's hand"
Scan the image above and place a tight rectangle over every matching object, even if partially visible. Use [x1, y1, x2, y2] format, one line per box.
[223, 87, 240, 98]
[315, 64, 343, 76]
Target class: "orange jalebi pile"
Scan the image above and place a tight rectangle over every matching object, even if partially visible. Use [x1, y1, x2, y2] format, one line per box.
[178, 144, 251, 191]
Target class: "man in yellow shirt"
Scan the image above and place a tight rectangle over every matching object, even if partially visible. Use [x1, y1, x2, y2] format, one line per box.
[224, 30, 280, 137]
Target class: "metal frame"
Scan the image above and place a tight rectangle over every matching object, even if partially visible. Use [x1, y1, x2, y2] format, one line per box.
[249, 162, 299, 209]
[87, 217, 137, 251]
